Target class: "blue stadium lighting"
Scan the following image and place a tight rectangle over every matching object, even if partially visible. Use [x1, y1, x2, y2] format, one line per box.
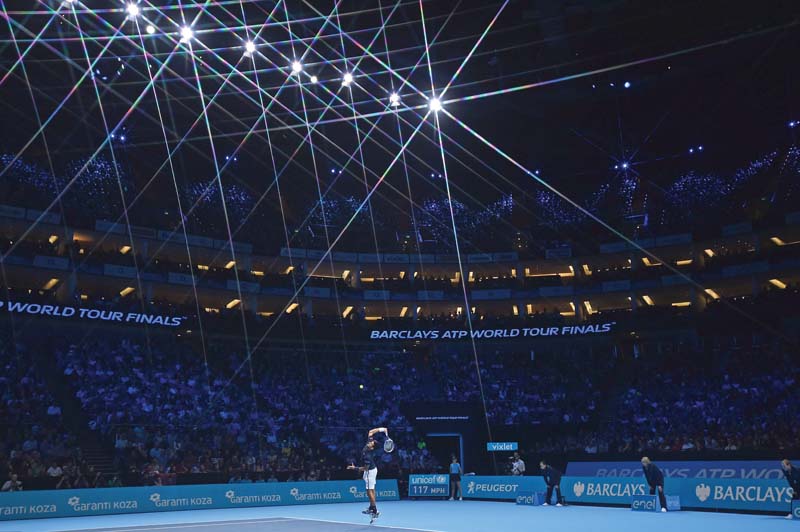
[698, 145, 704, 151]
[310, 75, 318, 84]
[119, 135, 126, 142]
[125, 3, 140, 18]
[330, 168, 336, 174]
[689, 148, 694, 154]
[145, 25, 155, 35]
[621, 162, 629, 169]
[342, 72, 353, 86]
[291, 61, 303, 74]
[790, 121, 798, 128]
[389, 93, 400, 107]
[429, 98, 442, 112]
[624, 81, 631, 88]
[180, 26, 194, 43]
[244, 41, 256, 56]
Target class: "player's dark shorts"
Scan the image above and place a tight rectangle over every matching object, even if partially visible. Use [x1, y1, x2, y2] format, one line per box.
[450, 474, 461, 482]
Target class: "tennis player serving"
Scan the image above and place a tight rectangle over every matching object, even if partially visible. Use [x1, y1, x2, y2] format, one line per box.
[348, 426, 392, 521]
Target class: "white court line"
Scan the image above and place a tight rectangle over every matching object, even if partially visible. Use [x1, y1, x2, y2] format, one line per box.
[53, 518, 296, 532]
[278, 516, 446, 532]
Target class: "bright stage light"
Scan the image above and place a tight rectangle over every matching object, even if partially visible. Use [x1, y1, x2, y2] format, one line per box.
[145, 25, 155, 35]
[125, 3, 140, 18]
[180, 26, 194, 43]
[621, 161, 629, 169]
[291, 61, 303, 74]
[389, 93, 400, 106]
[342, 72, 353, 86]
[310, 75, 318, 84]
[244, 41, 256, 55]
[429, 98, 442, 112]
[624, 81, 631, 88]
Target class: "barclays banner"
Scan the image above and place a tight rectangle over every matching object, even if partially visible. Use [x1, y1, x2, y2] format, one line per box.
[566, 460, 794, 479]
[0, 480, 399, 521]
[562, 476, 794, 512]
[462, 476, 546, 500]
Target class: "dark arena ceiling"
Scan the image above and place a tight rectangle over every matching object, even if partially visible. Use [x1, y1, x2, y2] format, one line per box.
[1, 0, 799, 254]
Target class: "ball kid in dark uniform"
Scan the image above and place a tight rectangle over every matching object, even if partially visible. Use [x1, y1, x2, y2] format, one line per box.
[540, 461, 563, 506]
[641, 457, 667, 512]
[781, 459, 800, 519]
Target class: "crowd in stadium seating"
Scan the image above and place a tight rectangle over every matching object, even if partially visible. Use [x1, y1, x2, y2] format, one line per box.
[2, 316, 798, 492]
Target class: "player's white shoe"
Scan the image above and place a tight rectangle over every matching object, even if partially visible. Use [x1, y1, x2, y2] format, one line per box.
[661, 508, 667, 513]
[449, 497, 454, 500]
[786, 513, 793, 519]
[556, 503, 563, 507]
[459, 497, 463, 501]
[542, 502, 549, 506]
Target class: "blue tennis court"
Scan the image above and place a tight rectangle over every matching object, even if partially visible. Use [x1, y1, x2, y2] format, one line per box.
[0, 501, 795, 532]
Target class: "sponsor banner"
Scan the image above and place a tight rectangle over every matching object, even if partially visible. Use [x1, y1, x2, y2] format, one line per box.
[463, 476, 546, 500]
[0, 300, 186, 328]
[95, 220, 126, 235]
[683, 478, 794, 512]
[722, 261, 769, 277]
[566, 460, 794, 479]
[661, 274, 690, 286]
[0, 480, 399, 521]
[157, 230, 214, 249]
[487, 442, 518, 452]
[331, 252, 357, 263]
[213, 239, 252, 254]
[227, 280, 260, 294]
[280, 247, 307, 259]
[33, 255, 69, 271]
[364, 290, 390, 301]
[417, 290, 444, 301]
[26, 209, 61, 225]
[472, 289, 512, 301]
[467, 253, 493, 264]
[369, 323, 615, 341]
[563, 476, 651, 505]
[793, 499, 800, 519]
[516, 492, 546, 506]
[493, 252, 519, 262]
[539, 286, 574, 297]
[383, 254, 409, 264]
[545, 247, 572, 260]
[602, 280, 631, 292]
[303, 286, 330, 298]
[103, 264, 137, 279]
[0, 204, 26, 219]
[666, 495, 682, 511]
[563, 476, 794, 512]
[408, 475, 450, 497]
[655, 233, 692, 247]
[358, 253, 381, 263]
[599, 241, 628, 254]
[722, 222, 752, 236]
[631, 494, 660, 512]
[168, 272, 195, 286]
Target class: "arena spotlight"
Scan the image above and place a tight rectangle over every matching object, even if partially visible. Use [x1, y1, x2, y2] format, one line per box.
[342, 72, 353, 86]
[145, 24, 155, 35]
[291, 61, 303, 74]
[310, 75, 318, 84]
[244, 41, 256, 55]
[389, 93, 400, 107]
[621, 162, 629, 169]
[180, 26, 194, 43]
[429, 98, 442, 112]
[125, 3, 140, 18]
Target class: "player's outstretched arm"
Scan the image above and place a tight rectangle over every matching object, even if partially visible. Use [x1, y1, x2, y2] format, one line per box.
[368, 427, 388, 437]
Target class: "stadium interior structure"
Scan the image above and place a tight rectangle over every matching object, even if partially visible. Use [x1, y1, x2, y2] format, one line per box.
[1, 0, 800, 531]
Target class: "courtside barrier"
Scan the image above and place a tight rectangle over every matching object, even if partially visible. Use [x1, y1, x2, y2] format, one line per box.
[0, 479, 399, 521]
[458, 475, 794, 512]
